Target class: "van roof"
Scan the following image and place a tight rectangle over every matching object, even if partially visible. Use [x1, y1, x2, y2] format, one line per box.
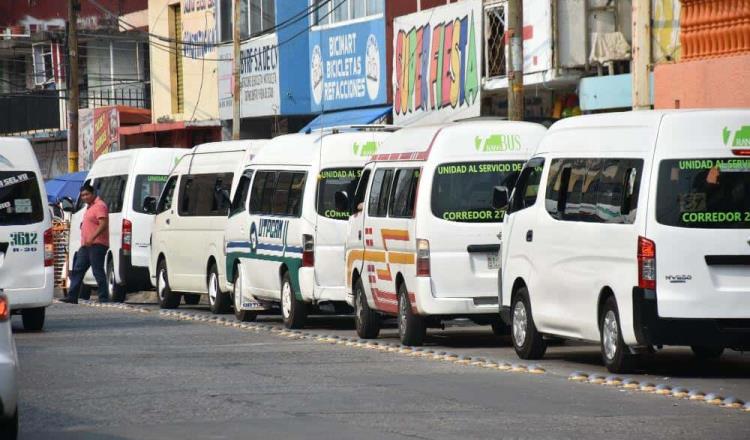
[0, 137, 38, 172]
[191, 140, 267, 154]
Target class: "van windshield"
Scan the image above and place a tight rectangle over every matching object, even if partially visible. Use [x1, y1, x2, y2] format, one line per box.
[0, 171, 44, 225]
[432, 161, 524, 223]
[317, 168, 362, 220]
[133, 174, 169, 214]
[656, 158, 750, 228]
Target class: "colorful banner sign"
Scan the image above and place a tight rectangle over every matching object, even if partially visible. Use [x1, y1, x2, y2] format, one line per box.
[309, 18, 387, 112]
[78, 107, 119, 170]
[393, 0, 482, 126]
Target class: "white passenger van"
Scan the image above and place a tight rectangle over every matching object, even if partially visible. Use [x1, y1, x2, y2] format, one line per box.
[342, 120, 546, 345]
[67, 148, 187, 302]
[499, 109, 750, 373]
[0, 138, 54, 330]
[151, 140, 267, 313]
[225, 127, 397, 328]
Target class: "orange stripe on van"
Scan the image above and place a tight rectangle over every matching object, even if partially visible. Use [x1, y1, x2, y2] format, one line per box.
[388, 251, 415, 265]
[376, 269, 392, 281]
[381, 229, 409, 241]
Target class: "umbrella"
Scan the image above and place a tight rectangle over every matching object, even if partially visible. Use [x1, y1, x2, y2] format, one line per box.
[45, 171, 88, 204]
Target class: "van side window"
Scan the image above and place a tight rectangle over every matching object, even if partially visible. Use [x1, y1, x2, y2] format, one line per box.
[178, 177, 193, 215]
[367, 168, 393, 218]
[389, 168, 420, 218]
[94, 175, 127, 213]
[230, 170, 253, 216]
[249, 170, 306, 217]
[249, 171, 275, 214]
[177, 173, 234, 217]
[156, 176, 178, 214]
[352, 169, 371, 211]
[509, 159, 544, 213]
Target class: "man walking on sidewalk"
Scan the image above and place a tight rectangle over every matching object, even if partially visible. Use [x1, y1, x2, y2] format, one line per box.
[62, 183, 109, 304]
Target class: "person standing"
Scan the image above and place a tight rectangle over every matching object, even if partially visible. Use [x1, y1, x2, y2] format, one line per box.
[62, 183, 109, 304]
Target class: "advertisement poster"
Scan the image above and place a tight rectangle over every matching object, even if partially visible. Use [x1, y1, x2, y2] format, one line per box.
[78, 107, 119, 170]
[393, 0, 483, 126]
[218, 33, 280, 119]
[309, 18, 387, 112]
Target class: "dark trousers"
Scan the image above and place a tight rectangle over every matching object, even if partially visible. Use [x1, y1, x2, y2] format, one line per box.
[68, 244, 108, 301]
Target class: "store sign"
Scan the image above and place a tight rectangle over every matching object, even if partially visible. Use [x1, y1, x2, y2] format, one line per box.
[309, 18, 387, 112]
[79, 107, 119, 170]
[218, 33, 281, 119]
[393, 0, 482, 126]
[180, 0, 217, 59]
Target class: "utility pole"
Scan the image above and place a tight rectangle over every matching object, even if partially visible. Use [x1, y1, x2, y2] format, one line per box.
[506, 0, 524, 121]
[632, 0, 652, 110]
[232, 0, 241, 140]
[67, 0, 80, 172]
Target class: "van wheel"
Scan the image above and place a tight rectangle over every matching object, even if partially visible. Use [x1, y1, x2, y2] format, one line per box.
[207, 264, 231, 314]
[398, 283, 425, 346]
[600, 297, 637, 373]
[691, 345, 724, 359]
[107, 259, 126, 303]
[21, 307, 45, 331]
[280, 272, 306, 329]
[511, 288, 546, 359]
[184, 294, 200, 305]
[233, 266, 257, 322]
[354, 278, 379, 339]
[0, 410, 18, 439]
[156, 260, 180, 309]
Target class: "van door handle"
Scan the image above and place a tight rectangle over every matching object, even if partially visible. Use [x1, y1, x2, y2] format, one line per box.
[166, 219, 171, 225]
[526, 230, 533, 242]
[358, 231, 362, 240]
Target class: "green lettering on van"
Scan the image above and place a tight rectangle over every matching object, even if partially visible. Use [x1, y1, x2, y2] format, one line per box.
[353, 141, 378, 157]
[474, 134, 522, 152]
[723, 125, 750, 148]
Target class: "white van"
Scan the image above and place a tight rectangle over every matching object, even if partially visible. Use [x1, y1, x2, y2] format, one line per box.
[225, 127, 397, 328]
[499, 109, 750, 373]
[343, 120, 546, 345]
[67, 148, 187, 302]
[0, 138, 54, 330]
[151, 140, 267, 313]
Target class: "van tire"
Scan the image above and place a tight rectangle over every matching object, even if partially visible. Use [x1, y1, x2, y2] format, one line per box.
[398, 283, 425, 346]
[354, 278, 379, 339]
[511, 288, 546, 359]
[690, 345, 724, 359]
[156, 260, 180, 309]
[184, 294, 200, 305]
[600, 296, 637, 373]
[233, 267, 257, 323]
[208, 264, 231, 314]
[107, 259, 126, 303]
[21, 307, 45, 331]
[281, 272, 306, 329]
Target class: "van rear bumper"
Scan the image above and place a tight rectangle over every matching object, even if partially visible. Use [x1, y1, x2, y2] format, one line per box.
[4, 275, 54, 310]
[118, 250, 151, 291]
[414, 277, 499, 316]
[633, 287, 750, 350]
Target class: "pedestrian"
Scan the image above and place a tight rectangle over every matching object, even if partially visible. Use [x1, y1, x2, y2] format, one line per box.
[61, 183, 109, 304]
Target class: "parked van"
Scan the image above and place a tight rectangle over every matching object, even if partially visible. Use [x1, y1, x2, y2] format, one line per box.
[498, 110, 750, 373]
[224, 127, 397, 328]
[151, 140, 267, 313]
[67, 148, 187, 302]
[342, 120, 546, 345]
[0, 138, 54, 330]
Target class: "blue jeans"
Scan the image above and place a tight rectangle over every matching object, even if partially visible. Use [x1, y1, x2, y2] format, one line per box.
[68, 244, 108, 302]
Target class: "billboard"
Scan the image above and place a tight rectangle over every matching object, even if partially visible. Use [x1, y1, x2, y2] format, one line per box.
[393, 0, 482, 126]
[218, 33, 281, 119]
[78, 107, 119, 170]
[309, 18, 387, 112]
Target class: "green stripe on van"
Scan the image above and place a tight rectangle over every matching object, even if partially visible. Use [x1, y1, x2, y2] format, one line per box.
[226, 251, 304, 301]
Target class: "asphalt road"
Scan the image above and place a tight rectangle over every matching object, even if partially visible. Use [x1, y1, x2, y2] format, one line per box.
[13, 302, 750, 439]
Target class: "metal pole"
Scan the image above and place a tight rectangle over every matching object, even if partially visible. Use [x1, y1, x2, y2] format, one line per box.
[507, 0, 524, 121]
[67, 0, 80, 171]
[232, 0, 241, 140]
[632, 0, 651, 110]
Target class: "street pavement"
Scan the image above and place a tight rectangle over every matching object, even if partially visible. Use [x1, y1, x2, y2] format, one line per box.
[13, 302, 750, 439]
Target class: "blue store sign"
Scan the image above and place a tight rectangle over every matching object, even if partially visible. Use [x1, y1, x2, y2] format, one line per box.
[308, 18, 387, 112]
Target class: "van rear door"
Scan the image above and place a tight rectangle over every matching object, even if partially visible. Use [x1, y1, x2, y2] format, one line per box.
[0, 170, 47, 289]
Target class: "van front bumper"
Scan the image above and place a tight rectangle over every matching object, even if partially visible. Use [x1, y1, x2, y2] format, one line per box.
[633, 287, 750, 350]
[413, 277, 499, 316]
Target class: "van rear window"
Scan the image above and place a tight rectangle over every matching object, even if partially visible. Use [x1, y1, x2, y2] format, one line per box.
[656, 158, 750, 228]
[0, 171, 44, 225]
[431, 161, 524, 223]
[317, 168, 362, 220]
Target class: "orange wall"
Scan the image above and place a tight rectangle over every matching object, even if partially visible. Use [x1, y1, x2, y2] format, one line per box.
[654, 54, 750, 109]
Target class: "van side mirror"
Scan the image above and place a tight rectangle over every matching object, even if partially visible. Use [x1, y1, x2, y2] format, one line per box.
[492, 186, 509, 210]
[334, 190, 350, 214]
[60, 196, 75, 212]
[142, 196, 157, 214]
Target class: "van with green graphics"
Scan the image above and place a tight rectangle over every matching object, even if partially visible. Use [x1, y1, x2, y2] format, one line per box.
[499, 109, 750, 373]
[224, 126, 397, 328]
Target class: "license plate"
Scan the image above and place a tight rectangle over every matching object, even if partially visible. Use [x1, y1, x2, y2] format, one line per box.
[487, 253, 500, 270]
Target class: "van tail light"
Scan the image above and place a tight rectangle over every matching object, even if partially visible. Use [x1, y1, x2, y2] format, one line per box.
[732, 149, 750, 156]
[44, 228, 54, 267]
[302, 234, 314, 267]
[0, 294, 8, 321]
[416, 239, 431, 277]
[637, 236, 656, 290]
[122, 219, 132, 256]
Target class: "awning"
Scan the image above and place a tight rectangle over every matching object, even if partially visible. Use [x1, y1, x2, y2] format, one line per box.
[300, 105, 391, 133]
[45, 171, 88, 204]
